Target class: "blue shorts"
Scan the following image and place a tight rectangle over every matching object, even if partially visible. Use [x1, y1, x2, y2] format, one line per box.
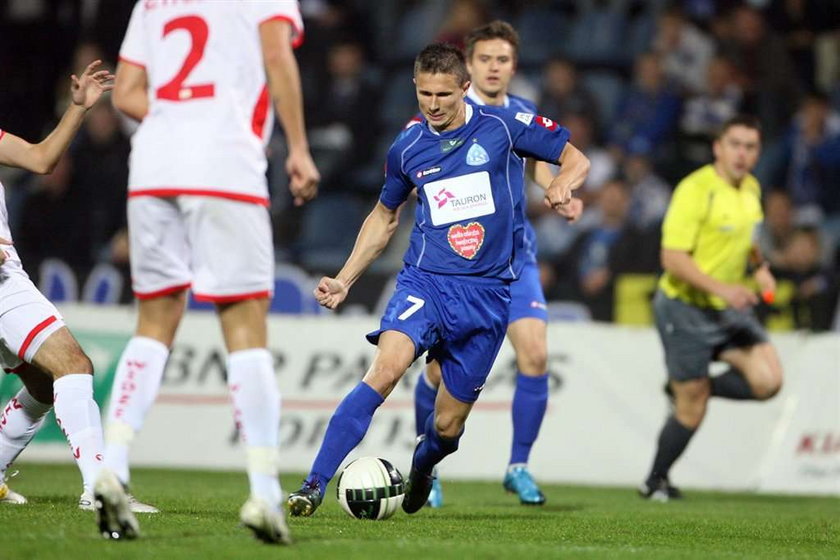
[367, 266, 510, 403]
[508, 261, 547, 324]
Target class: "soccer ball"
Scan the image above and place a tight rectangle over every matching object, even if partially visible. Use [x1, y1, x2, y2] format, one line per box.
[336, 457, 405, 520]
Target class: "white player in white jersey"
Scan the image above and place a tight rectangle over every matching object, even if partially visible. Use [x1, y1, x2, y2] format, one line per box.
[0, 61, 140, 540]
[103, 0, 319, 545]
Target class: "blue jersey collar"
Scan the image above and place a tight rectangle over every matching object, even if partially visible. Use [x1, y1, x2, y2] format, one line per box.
[466, 85, 509, 108]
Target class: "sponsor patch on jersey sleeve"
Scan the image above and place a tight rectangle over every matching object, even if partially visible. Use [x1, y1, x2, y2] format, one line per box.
[515, 112, 534, 126]
[535, 116, 559, 131]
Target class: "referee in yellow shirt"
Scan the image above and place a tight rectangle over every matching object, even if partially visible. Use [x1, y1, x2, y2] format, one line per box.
[640, 115, 783, 501]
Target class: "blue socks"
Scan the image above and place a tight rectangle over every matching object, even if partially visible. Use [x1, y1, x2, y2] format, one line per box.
[308, 382, 384, 490]
[414, 371, 437, 437]
[412, 413, 461, 475]
[509, 372, 549, 465]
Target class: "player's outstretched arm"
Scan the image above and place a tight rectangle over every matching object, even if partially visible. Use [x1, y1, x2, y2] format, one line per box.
[313, 202, 401, 310]
[0, 60, 114, 174]
[112, 60, 149, 121]
[662, 248, 758, 310]
[544, 143, 589, 213]
[260, 18, 319, 206]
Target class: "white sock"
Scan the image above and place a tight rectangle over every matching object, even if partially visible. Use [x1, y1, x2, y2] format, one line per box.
[104, 336, 169, 484]
[227, 348, 281, 509]
[53, 374, 104, 493]
[0, 387, 52, 484]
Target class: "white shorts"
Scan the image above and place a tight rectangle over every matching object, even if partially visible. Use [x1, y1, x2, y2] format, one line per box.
[0, 266, 65, 372]
[128, 196, 274, 302]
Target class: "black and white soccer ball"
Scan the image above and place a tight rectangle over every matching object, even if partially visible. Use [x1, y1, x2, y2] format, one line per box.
[336, 457, 405, 520]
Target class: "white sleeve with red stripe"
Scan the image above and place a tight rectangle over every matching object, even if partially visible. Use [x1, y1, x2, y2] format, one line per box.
[249, 0, 304, 48]
[119, 1, 147, 68]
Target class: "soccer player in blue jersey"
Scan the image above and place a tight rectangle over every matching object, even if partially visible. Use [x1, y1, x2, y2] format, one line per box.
[415, 21, 582, 507]
[287, 43, 589, 517]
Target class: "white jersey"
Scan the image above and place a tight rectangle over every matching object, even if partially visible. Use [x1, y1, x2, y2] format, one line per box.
[0, 130, 23, 271]
[120, 0, 303, 205]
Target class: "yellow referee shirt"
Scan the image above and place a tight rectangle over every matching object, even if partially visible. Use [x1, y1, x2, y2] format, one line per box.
[658, 164, 763, 309]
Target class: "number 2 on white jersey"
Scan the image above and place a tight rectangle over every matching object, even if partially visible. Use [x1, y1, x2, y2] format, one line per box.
[156, 16, 215, 101]
[398, 295, 425, 321]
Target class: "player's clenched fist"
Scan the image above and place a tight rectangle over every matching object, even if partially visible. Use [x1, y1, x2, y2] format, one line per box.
[314, 276, 348, 309]
[287, 150, 320, 207]
[556, 197, 583, 222]
[543, 181, 572, 211]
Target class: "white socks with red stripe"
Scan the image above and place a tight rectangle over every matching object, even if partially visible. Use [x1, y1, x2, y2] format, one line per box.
[227, 348, 281, 510]
[104, 336, 169, 484]
[0, 387, 52, 485]
[53, 374, 104, 493]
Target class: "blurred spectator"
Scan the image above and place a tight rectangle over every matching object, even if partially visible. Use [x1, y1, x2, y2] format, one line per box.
[773, 94, 840, 232]
[305, 40, 381, 194]
[13, 152, 91, 278]
[652, 6, 715, 95]
[608, 52, 682, 161]
[531, 112, 616, 260]
[435, 0, 490, 50]
[758, 189, 797, 269]
[679, 55, 743, 166]
[538, 56, 601, 130]
[554, 179, 660, 321]
[563, 112, 617, 196]
[622, 151, 672, 231]
[0, 0, 82, 141]
[719, 5, 803, 140]
[759, 188, 835, 270]
[765, 0, 821, 91]
[71, 101, 130, 264]
[773, 227, 839, 331]
[88, 0, 134, 62]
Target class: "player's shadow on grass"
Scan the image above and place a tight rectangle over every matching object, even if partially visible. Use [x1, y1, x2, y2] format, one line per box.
[31, 494, 80, 508]
[439, 503, 586, 520]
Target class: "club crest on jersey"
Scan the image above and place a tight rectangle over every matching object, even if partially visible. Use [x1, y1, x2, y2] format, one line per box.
[416, 166, 442, 179]
[536, 116, 559, 131]
[466, 143, 489, 166]
[440, 138, 465, 153]
[447, 222, 485, 259]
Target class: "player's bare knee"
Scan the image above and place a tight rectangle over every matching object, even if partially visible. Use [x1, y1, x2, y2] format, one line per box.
[674, 401, 706, 429]
[517, 343, 547, 374]
[364, 362, 403, 395]
[753, 376, 782, 400]
[433, 412, 464, 439]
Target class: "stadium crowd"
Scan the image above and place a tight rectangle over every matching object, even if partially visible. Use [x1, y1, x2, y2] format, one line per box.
[0, 0, 838, 329]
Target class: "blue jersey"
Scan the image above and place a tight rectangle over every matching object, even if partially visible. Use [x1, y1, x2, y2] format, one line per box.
[464, 89, 540, 265]
[381, 104, 569, 281]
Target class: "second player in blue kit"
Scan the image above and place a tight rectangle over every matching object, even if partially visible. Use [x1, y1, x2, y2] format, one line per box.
[287, 43, 589, 517]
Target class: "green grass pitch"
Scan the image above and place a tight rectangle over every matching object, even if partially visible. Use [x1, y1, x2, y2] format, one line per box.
[1, 463, 836, 559]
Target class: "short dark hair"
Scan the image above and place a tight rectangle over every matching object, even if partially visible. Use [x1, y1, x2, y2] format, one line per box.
[716, 114, 762, 141]
[464, 20, 520, 61]
[414, 43, 469, 86]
